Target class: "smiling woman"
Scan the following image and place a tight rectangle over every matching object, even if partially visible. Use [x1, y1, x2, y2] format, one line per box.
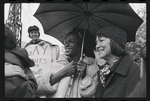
[63, 28, 96, 59]
[95, 36, 112, 59]
[44, 28, 99, 98]
[24, 25, 44, 48]
[93, 26, 141, 97]
[63, 33, 81, 58]
[95, 27, 127, 61]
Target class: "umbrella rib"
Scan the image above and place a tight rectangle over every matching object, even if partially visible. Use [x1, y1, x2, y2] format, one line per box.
[89, 16, 103, 28]
[86, 3, 88, 11]
[47, 15, 84, 32]
[75, 16, 87, 28]
[93, 15, 122, 28]
[72, 3, 86, 12]
[71, 4, 84, 13]
[93, 15, 134, 40]
[90, 3, 102, 12]
[93, 12, 140, 20]
[34, 10, 82, 16]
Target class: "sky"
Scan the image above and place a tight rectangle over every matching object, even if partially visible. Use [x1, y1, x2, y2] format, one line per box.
[4, 3, 64, 47]
[4, 3, 146, 48]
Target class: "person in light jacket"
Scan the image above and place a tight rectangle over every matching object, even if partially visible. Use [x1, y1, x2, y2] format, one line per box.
[24, 25, 47, 47]
[46, 28, 103, 98]
[5, 25, 37, 98]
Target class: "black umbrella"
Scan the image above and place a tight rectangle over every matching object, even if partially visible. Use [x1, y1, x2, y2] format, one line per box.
[34, 3, 143, 97]
[34, 3, 143, 43]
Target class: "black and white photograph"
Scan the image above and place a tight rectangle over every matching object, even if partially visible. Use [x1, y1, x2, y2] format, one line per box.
[4, 3, 146, 98]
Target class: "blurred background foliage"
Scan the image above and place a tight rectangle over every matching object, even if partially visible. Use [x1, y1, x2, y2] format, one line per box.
[126, 4, 146, 66]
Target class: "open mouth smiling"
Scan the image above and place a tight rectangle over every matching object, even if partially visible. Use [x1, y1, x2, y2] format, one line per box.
[97, 48, 105, 52]
[65, 47, 72, 51]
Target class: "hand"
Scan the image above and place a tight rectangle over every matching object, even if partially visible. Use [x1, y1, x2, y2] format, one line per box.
[77, 60, 87, 73]
[5, 63, 26, 77]
[94, 50, 99, 60]
[62, 60, 77, 77]
[94, 50, 106, 66]
[38, 41, 46, 46]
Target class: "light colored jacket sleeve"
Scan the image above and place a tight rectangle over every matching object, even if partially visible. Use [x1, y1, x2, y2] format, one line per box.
[35, 71, 59, 96]
[35, 55, 69, 97]
[79, 57, 99, 98]
[46, 55, 71, 98]
[5, 63, 37, 98]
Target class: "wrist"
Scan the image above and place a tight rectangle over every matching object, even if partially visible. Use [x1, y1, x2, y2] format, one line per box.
[59, 68, 66, 77]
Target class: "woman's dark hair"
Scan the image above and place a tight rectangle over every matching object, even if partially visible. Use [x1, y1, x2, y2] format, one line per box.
[5, 25, 17, 50]
[110, 39, 126, 57]
[64, 28, 96, 58]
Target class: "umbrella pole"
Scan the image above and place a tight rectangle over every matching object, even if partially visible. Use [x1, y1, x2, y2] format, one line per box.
[64, 30, 86, 98]
[77, 24, 87, 97]
[80, 25, 86, 61]
[65, 21, 87, 98]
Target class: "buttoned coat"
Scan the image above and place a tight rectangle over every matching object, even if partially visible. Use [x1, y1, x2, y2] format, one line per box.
[95, 53, 141, 97]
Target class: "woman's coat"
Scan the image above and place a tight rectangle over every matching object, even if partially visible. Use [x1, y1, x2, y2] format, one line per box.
[95, 53, 141, 97]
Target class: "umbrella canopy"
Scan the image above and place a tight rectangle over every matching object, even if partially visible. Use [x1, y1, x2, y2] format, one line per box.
[34, 3, 143, 43]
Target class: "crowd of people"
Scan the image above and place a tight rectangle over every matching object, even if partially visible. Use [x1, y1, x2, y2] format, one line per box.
[5, 24, 146, 98]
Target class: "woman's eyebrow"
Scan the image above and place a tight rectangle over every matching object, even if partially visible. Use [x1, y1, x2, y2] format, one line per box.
[98, 37, 102, 40]
[99, 36, 105, 40]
